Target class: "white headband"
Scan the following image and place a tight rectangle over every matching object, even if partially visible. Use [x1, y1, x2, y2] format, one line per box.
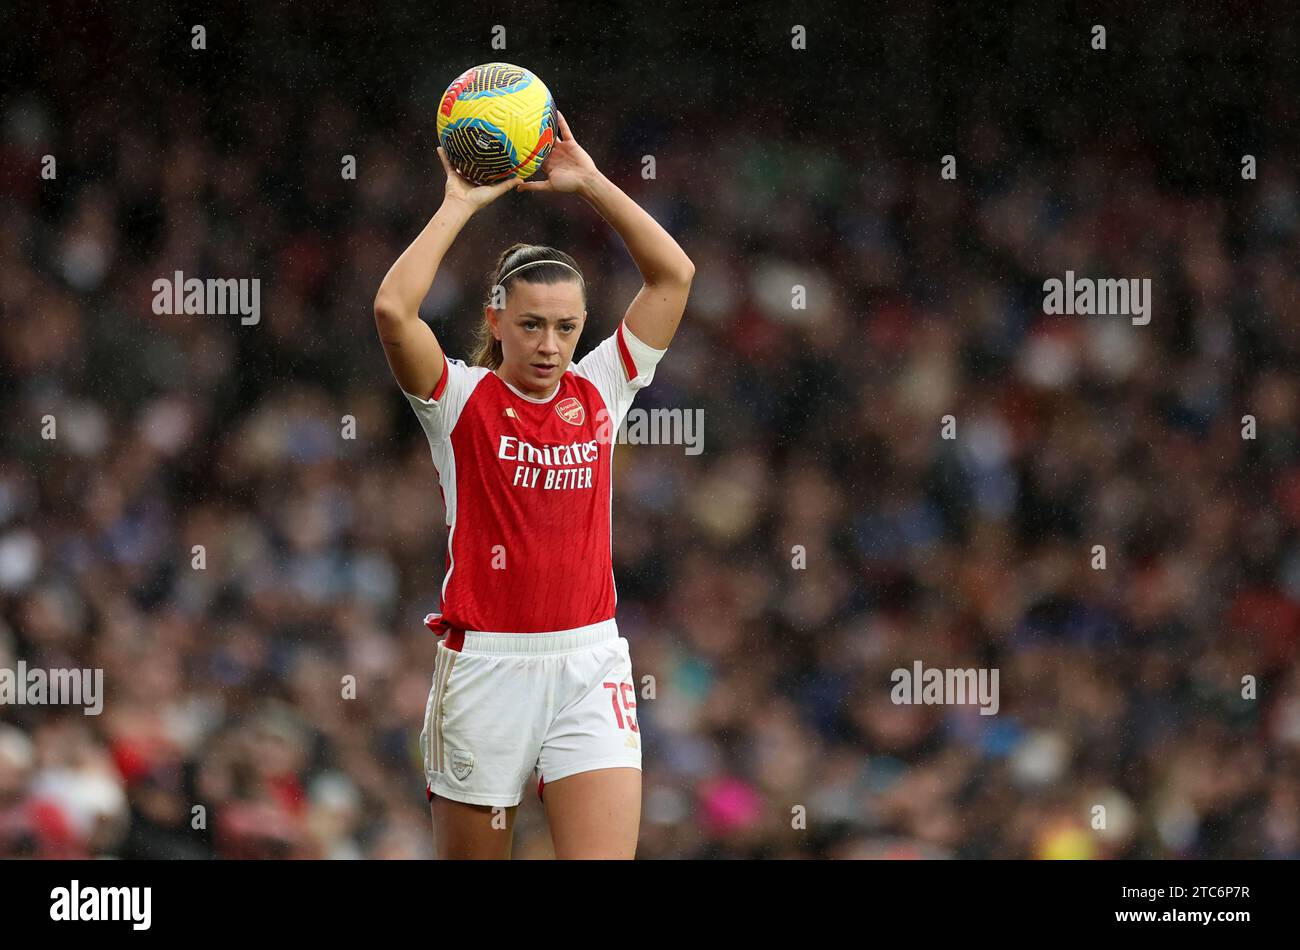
[498, 258, 584, 287]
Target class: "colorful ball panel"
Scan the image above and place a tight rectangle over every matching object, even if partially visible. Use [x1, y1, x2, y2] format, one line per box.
[437, 63, 556, 185]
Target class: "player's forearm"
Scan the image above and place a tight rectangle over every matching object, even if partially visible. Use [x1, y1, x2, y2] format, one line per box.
[374, 198, 476, 323]
[578, 172, 694, 285]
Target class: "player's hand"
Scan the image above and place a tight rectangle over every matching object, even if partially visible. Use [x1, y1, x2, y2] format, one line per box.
[516, 111, 600, 195]
[438, 146, 520, 212]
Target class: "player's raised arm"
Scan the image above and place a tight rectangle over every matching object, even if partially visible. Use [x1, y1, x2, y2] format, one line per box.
[517, 111, 694, 349]
[373, 147, 520, 398]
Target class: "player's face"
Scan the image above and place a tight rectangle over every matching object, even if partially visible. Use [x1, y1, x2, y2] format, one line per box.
[489, 278, 586, 397]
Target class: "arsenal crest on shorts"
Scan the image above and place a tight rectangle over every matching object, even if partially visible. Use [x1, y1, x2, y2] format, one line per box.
[555, 396, 585, 426]
[451, 749, 474, 780]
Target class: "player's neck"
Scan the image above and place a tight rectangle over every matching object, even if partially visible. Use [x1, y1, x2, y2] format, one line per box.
[496, 368, 561, 403]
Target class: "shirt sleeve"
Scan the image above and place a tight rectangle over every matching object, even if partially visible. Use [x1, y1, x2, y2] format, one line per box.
[402, 354, 482, 446]
[573, 321, 668, 432]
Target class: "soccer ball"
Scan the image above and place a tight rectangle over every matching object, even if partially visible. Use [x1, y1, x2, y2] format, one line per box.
[437, 63, 556, 185]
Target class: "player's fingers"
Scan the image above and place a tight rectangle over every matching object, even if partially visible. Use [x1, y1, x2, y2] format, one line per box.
[516, 179, 552, 192]
[556, 110, 574, 142]
[436, 147, 454, 176]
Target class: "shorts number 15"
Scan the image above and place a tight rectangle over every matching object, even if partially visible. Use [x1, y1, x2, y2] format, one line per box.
[602, 681, 638, 733]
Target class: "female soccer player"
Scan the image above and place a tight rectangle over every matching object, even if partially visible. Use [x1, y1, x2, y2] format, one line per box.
[373, 111, 693, 859]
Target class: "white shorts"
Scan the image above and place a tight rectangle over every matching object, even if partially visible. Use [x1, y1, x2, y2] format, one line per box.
[420, 618, 642, 808]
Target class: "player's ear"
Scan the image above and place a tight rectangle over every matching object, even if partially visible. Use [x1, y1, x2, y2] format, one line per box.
[486, 307, 501, 340]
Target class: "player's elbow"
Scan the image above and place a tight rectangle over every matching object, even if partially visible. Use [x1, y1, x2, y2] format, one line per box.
[372, 291, 408, 330]
[666, 257, 695, 285]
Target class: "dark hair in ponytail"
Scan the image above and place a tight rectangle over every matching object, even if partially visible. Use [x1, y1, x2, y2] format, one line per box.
[473, 244, 587, 369]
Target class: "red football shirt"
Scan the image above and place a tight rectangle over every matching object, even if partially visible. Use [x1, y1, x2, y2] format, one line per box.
[404, 321, 665, 634]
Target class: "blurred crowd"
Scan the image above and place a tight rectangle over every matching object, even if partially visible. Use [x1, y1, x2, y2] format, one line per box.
[1, 2, 1298, 859]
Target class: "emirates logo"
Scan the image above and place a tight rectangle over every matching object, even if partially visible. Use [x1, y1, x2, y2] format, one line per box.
[555, 397, 585, 426]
